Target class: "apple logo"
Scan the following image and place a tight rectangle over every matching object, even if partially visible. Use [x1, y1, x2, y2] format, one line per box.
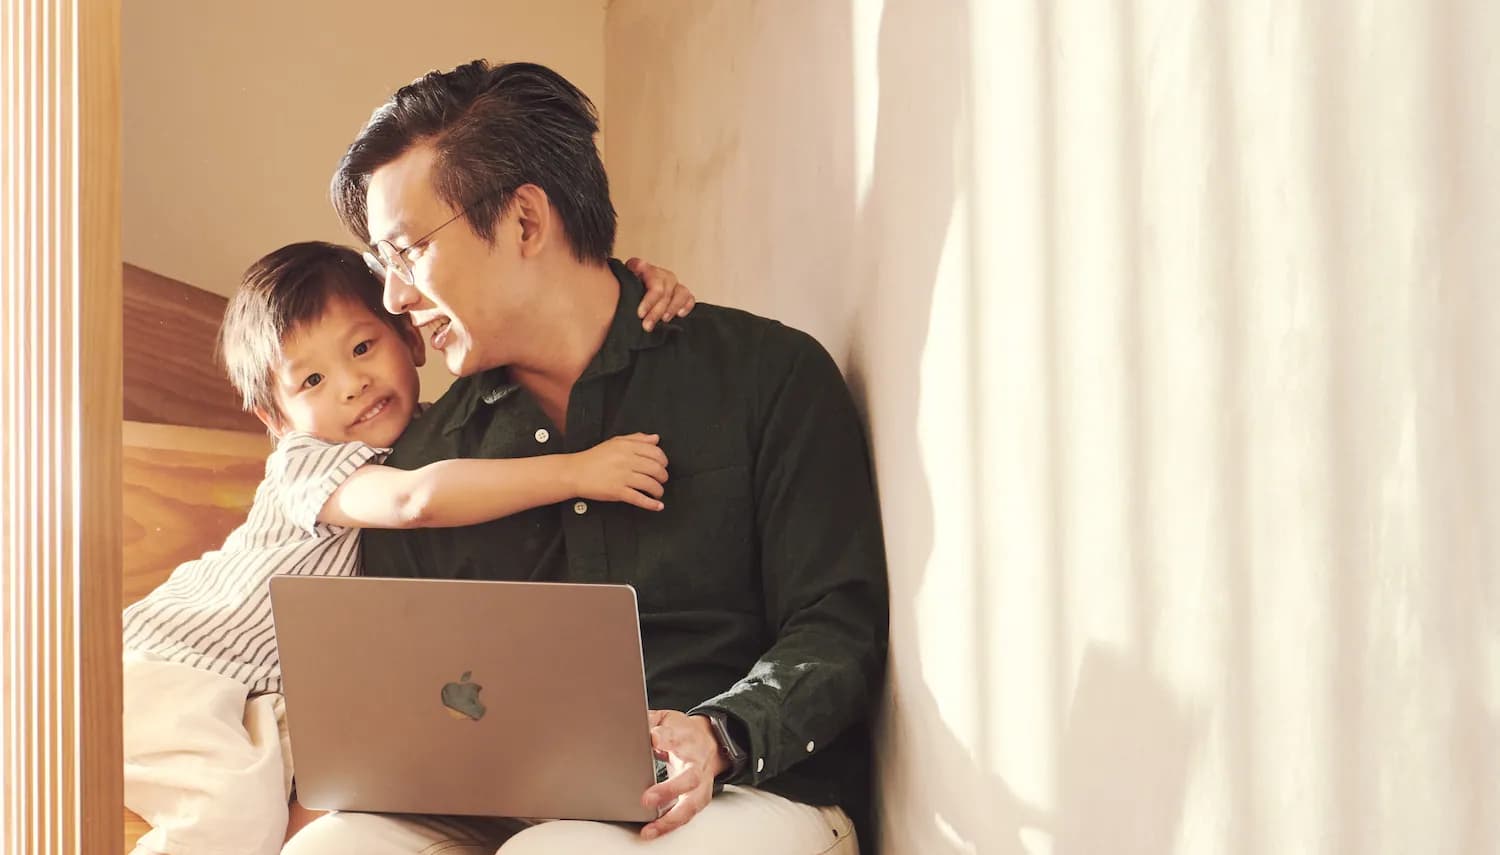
[440, 671, 486, 721]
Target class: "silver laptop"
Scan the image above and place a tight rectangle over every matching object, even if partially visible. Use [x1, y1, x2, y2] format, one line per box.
[269, 576, 659, 822]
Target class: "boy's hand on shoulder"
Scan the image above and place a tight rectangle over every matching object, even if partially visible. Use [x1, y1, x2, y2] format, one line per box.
[568, 433, 669, 511]
[627, 258, 698, 332]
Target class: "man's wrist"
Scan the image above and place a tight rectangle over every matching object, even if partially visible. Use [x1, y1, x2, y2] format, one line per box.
[694, 710, 748, 784]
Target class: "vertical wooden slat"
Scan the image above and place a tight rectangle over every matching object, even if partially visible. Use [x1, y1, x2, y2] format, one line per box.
[0, 0, 122, 853]
[47, 1, 66, 850]
[4, 0, 12, 842]
[2, 0, 14, 847]
[81, 0, 124, 849]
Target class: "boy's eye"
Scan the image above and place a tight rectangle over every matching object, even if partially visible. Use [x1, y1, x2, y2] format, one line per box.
[303, 373, 323, 389]
[353, 340, 372, 356]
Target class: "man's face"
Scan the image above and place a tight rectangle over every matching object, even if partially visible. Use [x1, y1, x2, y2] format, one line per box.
[365, 144, 524, 378]
[263, 295, 423, 448]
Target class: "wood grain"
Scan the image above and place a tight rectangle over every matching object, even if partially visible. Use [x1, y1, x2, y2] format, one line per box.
[123, 262, 264, 432]
[124, 809, 149, 851]
[83, 2, 125, 850]
[122, 421, 269, 607]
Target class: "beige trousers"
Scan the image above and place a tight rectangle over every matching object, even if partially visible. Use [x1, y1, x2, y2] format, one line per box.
[123, 651, 293, 855]
[280, 785, 858, 855]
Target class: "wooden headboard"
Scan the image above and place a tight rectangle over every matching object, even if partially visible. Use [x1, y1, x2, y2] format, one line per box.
[123, 263, 262, 432]
[122, 263, 271, 605]
[123, 420, 269, 605]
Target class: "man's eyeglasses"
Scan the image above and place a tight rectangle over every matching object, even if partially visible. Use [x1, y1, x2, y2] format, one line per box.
[362, 199, 483, 286]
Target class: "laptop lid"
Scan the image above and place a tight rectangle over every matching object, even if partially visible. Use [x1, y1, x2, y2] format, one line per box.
[269, 576, 659, 823]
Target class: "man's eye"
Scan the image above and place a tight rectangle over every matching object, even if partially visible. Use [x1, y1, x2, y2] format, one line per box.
[353, 340, 372, 356]
[303, 373, 323, 389]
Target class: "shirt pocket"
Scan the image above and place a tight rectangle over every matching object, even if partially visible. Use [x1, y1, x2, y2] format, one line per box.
[633, 464, 757, 612]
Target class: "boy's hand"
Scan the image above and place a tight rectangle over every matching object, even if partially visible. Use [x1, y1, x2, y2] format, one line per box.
[626, 257, 698, 332]
[570, 433, 670, 511]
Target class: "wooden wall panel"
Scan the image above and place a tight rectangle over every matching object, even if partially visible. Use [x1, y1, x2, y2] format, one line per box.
[1, 0, 123, 851]
[122, 421, 269, 606]
[123, 263, 263, 432]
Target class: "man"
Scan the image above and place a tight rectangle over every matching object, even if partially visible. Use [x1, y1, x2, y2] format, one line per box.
[284, 60, 887, 855]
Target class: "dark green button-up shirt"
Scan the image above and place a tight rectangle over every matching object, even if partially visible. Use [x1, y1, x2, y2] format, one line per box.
[362, 260, 888, 824]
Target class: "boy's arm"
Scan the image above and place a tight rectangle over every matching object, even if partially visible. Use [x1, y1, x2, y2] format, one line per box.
[318, 455, 580, 529]
[317, 433, 670, 529]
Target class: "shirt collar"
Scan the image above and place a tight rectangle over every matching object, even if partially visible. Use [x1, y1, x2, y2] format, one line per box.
[579, 258, 677, 384]
[439, 366, 515, 435]
[441, 259, 675, 435]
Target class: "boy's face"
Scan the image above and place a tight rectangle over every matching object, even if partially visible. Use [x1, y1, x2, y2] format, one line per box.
[257, 295, 424, 448]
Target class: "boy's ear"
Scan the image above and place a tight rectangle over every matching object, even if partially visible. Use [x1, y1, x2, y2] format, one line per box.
[398, 316, 426, 367]
[252, 406, 286, 438]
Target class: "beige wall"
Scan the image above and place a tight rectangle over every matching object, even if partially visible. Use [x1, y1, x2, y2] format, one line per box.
[607, 0, 859, 362]
[123, 0, 606, 397]
[606, 1, 1500, 854]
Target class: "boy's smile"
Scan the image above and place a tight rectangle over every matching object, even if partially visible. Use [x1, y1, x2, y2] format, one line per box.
[258, 295, 424, 448]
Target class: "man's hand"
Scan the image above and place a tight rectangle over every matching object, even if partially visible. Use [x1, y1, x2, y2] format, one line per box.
[640, 709, 728, 840]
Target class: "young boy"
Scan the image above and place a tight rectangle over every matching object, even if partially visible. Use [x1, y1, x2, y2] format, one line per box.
[122, 242, 696, 855]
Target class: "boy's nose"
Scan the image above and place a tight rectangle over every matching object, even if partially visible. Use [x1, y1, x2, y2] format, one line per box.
[343, 374, 371, 400]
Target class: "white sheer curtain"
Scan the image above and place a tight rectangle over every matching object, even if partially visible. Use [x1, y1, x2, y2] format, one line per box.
[606, 1, 1500, 852]
[950, 3, 1500, 853]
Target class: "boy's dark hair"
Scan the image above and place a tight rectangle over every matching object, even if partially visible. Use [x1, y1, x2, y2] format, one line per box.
[218, 241, 404, 419]
[331, 60, 615, 265]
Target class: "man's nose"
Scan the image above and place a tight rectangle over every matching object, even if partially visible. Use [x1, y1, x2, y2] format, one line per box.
[383, 268, 418, 315]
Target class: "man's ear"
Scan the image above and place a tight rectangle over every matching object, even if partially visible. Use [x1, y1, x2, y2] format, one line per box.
[511, 183, 551, 259]
[398, 316, 427, 368]
[253, 405, 286, 439]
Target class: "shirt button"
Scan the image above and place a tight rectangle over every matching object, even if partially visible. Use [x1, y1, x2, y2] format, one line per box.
[805, 740, 815, 753]
[534, 428, 550, 444]
[755, 758, 765, 773]
[573, 501, 588, 515]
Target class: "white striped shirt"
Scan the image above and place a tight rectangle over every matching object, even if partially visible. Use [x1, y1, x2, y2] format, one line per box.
[123, 432, 385, 695]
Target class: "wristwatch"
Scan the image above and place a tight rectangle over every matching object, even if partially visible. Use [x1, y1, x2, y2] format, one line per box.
[698, 709, 748, 784]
